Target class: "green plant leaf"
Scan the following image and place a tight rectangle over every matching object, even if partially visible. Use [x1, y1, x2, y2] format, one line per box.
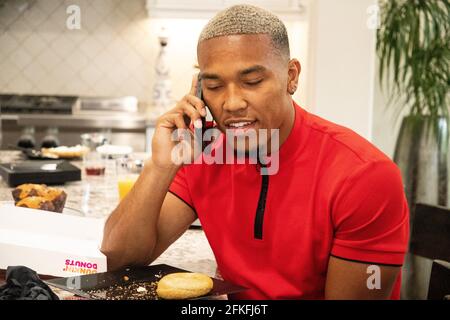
[377, 0, 450, 131]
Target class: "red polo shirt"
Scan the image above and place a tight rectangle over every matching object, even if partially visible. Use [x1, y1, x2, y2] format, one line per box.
[169, 102, 409, 299]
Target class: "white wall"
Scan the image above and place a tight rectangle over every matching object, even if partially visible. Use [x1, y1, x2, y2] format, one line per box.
[306, 0, 377, 140]
[371, 60, 407, 158]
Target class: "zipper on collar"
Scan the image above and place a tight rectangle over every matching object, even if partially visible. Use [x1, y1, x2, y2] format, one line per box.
[254, 163, 269, 240]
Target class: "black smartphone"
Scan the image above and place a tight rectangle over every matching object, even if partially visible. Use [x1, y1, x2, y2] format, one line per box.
[195, 75, 212, 152]
[196, 75, 207, 130]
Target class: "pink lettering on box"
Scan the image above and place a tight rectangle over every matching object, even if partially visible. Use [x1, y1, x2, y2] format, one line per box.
[63, 259, 99, 274]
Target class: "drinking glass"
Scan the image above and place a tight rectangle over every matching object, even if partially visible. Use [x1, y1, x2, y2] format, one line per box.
[116, 157, 143, 201]
[83, 151, 106, 176]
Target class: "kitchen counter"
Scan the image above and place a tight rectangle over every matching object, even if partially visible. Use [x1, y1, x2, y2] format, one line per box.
[0, 150, 218, 298]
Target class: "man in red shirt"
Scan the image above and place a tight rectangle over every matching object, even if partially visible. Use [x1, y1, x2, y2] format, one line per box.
[101, 5, 409, 299]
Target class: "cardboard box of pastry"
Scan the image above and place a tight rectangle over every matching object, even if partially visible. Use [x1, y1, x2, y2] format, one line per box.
[0, 206, 107, 277]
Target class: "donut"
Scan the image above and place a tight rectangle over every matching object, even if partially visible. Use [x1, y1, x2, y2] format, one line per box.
[156, 272, 214, 300]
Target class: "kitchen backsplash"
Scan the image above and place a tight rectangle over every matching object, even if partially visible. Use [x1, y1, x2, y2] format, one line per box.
[0, 0, 202, 103]
[0, 0, 307, 105]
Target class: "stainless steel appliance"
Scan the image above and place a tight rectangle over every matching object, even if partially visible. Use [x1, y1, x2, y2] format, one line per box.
[0, 94, 154, 152]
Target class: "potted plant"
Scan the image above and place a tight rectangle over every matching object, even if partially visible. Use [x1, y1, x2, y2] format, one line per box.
[376, 0, 449, 299]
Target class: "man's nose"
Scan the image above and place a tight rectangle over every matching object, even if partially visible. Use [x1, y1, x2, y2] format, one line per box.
[223, 86, 247, 113]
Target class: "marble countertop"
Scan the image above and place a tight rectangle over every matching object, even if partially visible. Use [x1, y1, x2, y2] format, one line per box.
[0, 150, 218, 298]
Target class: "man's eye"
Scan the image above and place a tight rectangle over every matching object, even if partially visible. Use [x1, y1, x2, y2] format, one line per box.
[245, 79, 263, 86]
[206, 86, 221, 91]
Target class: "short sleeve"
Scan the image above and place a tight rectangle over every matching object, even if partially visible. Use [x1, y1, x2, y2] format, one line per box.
[168, 166, 195, 211]
[331, 160, 410, 266]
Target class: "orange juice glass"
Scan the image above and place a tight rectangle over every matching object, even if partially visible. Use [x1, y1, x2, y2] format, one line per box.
[116, 157, 144, 201]
[118, 174, 138, 200]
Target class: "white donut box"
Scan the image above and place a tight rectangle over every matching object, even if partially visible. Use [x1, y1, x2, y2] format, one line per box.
[0, 206, 107, 277]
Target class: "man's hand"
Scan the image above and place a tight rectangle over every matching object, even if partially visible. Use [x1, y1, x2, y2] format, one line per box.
[325, 256, 401, 299]
[100, 76, 205, 271]
[152, 74, 207, 170]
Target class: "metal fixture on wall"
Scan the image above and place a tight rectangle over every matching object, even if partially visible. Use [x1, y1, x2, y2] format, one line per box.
[151, 27, 173, 115]
[145, 27, 172, 152]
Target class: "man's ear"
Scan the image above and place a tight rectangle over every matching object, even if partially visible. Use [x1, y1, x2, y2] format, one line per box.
[287, 59, 301, 95]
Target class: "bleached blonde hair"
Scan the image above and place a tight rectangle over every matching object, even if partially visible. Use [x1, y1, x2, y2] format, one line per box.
[198, 4, 290, 58]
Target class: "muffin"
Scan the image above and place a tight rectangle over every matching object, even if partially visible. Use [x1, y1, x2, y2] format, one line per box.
[12, 184, 67, 213]
[12, 183, 48, 202]
[16, 196, 56, 212]
[40, 187, 67, 213]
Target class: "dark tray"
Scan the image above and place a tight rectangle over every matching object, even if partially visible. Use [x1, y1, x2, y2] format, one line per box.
[0, 160, 81, 187]
[45, 264, 246, 300]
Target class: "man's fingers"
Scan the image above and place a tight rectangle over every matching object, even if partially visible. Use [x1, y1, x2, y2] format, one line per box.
[157, 113, 187, 130]
[185, 94, 207, 117]
[179, 102, 203, 129]
[172, 113, 188, 131]
[157, 75, 205, 133]
[159, 102, 203, 131]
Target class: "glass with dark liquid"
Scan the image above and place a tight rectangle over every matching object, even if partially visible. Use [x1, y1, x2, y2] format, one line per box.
[83, 151, 106, 176]
[85, 166, 106, 176]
